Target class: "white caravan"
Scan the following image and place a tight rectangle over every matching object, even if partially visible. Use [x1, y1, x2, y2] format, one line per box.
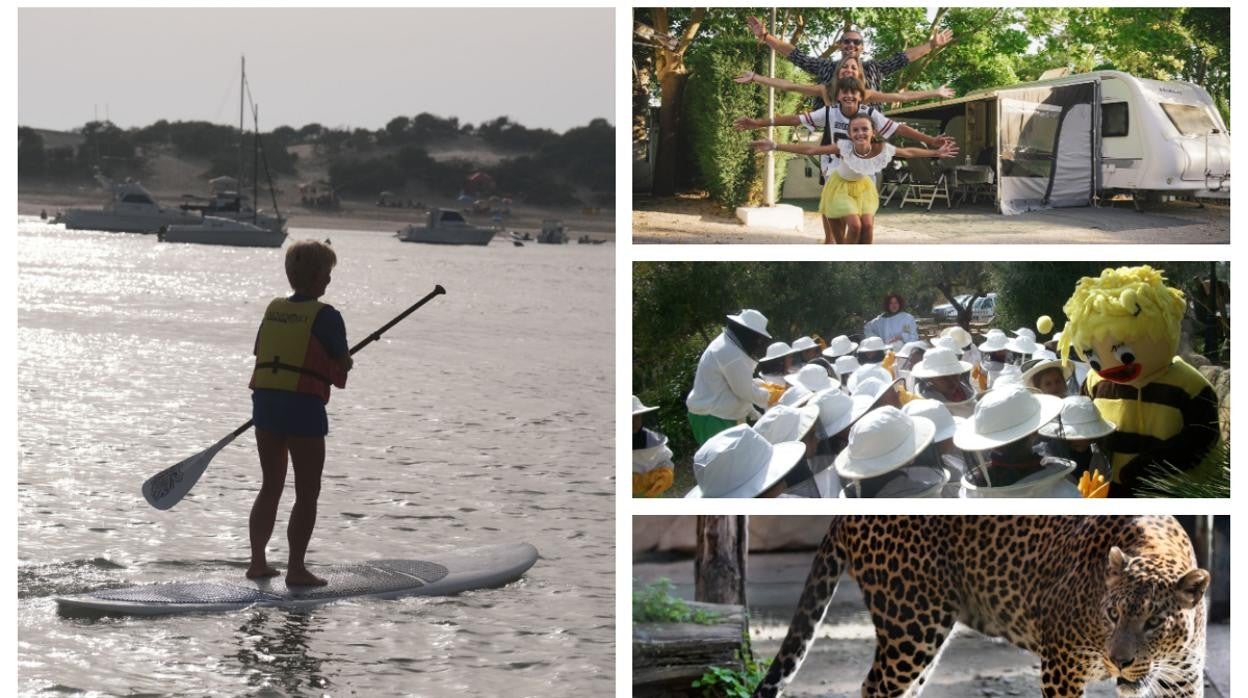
[882, 70, 1229, 214]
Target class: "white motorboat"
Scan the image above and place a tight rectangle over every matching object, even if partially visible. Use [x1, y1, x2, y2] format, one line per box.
[158, 215, 286, 248]
[397, 208, 496, 246]
[59, 176, 202, 234]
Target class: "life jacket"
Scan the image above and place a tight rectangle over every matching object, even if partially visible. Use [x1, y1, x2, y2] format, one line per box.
[249, 298, 347, 403]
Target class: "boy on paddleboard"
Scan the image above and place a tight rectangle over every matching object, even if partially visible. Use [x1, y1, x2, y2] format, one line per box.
[247, 240, 352, 586]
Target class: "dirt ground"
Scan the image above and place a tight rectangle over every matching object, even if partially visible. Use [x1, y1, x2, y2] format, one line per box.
[632, 194, 1228, 244]
[634, 552, 1230, 697]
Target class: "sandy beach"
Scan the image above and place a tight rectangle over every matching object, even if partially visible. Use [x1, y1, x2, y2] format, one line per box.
[633, 195, 1227, 244]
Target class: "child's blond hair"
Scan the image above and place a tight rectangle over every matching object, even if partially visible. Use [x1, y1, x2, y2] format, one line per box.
[1059, 265, 1186, 363]
[285, 239, 337, 293]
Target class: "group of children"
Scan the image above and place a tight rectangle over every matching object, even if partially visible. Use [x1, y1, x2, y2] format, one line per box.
[636, 303, 1131, 499]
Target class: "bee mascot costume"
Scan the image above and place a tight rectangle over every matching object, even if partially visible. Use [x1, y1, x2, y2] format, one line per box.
[1059, 265, 1219, 497]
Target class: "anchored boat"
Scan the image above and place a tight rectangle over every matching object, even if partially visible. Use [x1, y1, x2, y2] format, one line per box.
[397, 208, 496, 246]
[58, 175, 201, 234]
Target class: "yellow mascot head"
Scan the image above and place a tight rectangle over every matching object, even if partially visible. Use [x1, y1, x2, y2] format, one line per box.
[1059, 266, 1185, 387]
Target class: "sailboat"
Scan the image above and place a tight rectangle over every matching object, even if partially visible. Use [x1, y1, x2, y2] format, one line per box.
[160, 56, 288, 248]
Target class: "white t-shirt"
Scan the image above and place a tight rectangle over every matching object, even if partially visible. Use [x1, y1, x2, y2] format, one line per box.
[863, 310, 918, 345]
[799, 105, 899, 175]
[686, 332, 770, 421]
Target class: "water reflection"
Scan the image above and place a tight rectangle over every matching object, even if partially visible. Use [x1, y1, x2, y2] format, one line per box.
[232, 609, 331, 693]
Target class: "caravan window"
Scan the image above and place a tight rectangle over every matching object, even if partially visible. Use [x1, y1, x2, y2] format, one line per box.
[1160, 103, 1218, 136]
[1102, 102, 1129, 137]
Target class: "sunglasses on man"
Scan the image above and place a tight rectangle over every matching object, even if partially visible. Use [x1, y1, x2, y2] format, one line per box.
[841, 38, 863, 46]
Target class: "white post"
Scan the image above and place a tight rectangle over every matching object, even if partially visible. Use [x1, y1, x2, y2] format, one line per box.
[764, 7, 776, 206]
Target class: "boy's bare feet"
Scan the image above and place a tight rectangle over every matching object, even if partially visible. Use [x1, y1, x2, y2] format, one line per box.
[246, 564, 281, 579]
[285, 567, 328, 587]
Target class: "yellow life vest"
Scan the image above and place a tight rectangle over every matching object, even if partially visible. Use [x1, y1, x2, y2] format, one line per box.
[249, 298, 347, 403]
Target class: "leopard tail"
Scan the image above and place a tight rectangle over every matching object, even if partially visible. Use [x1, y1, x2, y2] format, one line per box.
[752, 519, 846, 698]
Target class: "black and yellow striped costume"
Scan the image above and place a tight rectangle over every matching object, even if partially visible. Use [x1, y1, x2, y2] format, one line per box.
[1083, 357, 1218, 497]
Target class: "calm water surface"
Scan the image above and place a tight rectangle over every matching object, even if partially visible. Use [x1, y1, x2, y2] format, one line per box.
[17, 218, 614, 696]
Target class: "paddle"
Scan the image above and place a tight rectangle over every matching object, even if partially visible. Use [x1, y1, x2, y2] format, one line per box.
[142, 284, 447, 510]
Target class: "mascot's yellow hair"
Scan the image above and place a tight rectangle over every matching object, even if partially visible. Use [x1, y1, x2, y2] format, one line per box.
[1059, 265, 1186, 363]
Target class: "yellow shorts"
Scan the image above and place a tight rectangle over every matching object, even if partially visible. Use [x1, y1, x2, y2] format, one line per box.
[819, 172, 879, 218]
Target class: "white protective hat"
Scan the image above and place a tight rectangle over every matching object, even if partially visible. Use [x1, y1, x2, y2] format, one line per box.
[850, 376, 905, 417]
[992, 364, 1025, 389]
[1012, 327, 1037, 342]
[833, 354, 861, 376]
[834, 407, 935, 480]
[632, 395, 660, 416]
[930, 336, 964, 356]
[1005, 334, 1040, 356]
[848, 364, 894, 392]
[785, 363, 836, 393]
[822, 334, 858, 358]
[1020, 357, 1073, 389]
[754, 403, 820, 445]
[777, 384, 814, 408]
[902, 398, 964, 443]
[790, 336, 819, 353]
[940, 326, 974, 349]
[978, 330, 1009, 353]
[910, 347, 973, 379]
[857, 336, 887, 354]
[686, 425, 805, 498]
[760, 341, 796, 363]
[1039, 396, 1117, 439]
[896, 340, 929, 360]
[808, 388, 858, 437]
[953, 385, 1064, 451]
[726, 309, 770, 338]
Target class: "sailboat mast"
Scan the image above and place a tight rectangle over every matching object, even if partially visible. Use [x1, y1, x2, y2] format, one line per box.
[238, 55, 245, 213]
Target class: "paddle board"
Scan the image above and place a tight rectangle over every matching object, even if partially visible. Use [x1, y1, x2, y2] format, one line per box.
[55, 542, 537, 616]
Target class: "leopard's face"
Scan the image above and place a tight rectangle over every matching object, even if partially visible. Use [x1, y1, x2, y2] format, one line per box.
[1102, 547, 1209, 694]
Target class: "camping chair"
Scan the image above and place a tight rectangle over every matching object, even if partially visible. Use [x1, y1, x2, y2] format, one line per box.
[879, 160, 910, 207]
[899, 157, 951, 210]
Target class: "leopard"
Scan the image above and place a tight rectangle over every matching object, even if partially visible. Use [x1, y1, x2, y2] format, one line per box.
[752, 516, 1209, 698]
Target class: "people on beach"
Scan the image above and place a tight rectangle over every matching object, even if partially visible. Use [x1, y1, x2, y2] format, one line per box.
[751, 108, 958, 244]
[247, 239, 353, 586]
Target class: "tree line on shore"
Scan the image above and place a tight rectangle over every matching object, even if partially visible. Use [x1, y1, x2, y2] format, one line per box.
[17, 112, 614, 208]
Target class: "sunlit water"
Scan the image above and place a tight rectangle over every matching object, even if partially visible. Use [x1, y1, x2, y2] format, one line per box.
[17, 217, 614, 696]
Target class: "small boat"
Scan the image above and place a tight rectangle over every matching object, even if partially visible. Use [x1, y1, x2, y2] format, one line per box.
[537, 219, 567, 244]
[513, 240, 525, 247]
[158, 215, 287, 248]
[397, 208, 496, 246]
[178, 183, 286, 234]
[576, 235, 607, 245]
[59, 176, 202, 234]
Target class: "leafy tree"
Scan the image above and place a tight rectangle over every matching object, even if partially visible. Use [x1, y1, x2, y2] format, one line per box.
[17, 127, 45, 177]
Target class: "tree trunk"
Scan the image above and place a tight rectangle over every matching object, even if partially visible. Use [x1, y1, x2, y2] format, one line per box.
[695, 515, 748, 605]
[653, 71, 688, 196]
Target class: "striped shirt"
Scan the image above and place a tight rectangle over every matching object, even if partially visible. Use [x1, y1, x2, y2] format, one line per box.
[798, 105, 898, 175]
[1083, 357, 1218, 496]
[787, 49, 910, 109]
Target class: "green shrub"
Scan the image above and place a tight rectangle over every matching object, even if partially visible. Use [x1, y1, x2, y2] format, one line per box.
[682, 37, 802, 207]
[633, 578, 718, 624]
[692, 647, 769, 698]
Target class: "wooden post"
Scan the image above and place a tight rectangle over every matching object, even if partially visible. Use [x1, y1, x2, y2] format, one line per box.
[695, 515, 748, 606]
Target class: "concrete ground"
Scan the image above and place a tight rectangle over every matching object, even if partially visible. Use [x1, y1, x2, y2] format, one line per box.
[632, 195, 1228, 245]
[634, 552, 1230, 697]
